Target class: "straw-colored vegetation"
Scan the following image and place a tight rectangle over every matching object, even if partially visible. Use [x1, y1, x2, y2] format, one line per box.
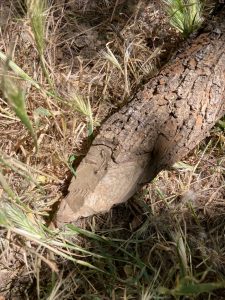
[0, 0, 224, 299]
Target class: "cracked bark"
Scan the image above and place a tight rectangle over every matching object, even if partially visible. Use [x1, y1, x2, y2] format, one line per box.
[56, 10, 225, 225]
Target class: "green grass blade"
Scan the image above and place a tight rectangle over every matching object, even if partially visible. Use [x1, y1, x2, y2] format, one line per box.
[0, 50, 41, 89]
[1, 77, 38, 151]
[164, 0, 203, 38]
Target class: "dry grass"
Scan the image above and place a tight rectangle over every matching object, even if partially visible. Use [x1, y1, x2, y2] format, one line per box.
[0, 0, 225, 299]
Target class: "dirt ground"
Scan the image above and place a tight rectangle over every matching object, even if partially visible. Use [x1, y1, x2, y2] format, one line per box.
[0, 0, 224, 299]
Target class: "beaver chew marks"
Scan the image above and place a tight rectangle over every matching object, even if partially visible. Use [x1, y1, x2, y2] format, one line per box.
[56, 9, 225, 225]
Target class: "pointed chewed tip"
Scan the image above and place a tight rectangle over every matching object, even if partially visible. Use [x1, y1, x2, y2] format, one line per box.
[55, 199, 78, 228]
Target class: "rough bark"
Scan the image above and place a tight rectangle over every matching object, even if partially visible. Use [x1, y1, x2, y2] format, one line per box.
[56, 10, 225, 225]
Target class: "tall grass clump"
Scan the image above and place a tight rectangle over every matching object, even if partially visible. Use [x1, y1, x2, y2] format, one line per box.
[164, 0, 203, 38]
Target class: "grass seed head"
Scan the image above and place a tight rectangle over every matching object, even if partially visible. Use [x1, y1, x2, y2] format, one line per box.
[26, 0, 47, 55]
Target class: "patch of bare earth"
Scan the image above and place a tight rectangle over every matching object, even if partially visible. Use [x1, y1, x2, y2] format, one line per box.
[0, 0, 224, 299]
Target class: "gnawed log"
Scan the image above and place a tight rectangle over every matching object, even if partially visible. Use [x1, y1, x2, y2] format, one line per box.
[56, 10, 225, 225]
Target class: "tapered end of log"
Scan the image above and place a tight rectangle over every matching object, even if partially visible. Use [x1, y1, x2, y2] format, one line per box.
[56, 199, 78, 226]
[55, 145, 152, 226]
